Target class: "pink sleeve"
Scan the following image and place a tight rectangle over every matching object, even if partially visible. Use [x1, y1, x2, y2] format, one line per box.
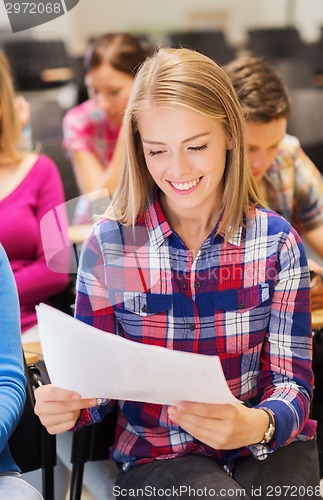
[62, 105, 96, 156]
[14, 156, 69, 305]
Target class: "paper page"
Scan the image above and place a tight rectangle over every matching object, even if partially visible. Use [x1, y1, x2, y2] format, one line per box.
[36, 303, 240, 405]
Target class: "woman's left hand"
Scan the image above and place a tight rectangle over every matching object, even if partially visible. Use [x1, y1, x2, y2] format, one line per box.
[168, 402, 269, 450]
[308, 259, 323, 310]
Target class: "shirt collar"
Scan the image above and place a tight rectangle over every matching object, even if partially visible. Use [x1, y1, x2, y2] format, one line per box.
[143, 188, 243, 250]
[144, 189, 173, 251]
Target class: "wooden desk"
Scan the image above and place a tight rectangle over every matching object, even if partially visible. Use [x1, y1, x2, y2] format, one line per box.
[312, 309, 323, 330]
[23, 341, 43, 361]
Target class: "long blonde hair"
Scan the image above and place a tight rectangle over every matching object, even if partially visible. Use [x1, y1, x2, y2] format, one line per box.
[0, 51, 24, 162]
[106, 47, 263, 240]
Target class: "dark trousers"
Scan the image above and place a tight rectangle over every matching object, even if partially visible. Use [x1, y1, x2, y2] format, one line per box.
[115, 440, 320, 499]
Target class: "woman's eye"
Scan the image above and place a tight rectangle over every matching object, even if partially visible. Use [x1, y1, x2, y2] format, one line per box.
[188, 145, 208, 152]
[147, 150, 164, 156]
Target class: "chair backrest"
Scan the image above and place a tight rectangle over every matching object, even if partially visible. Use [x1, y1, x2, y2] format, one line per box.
[69, 405, 118, 500]
[41, 141, 80, 204]
[9, 355, 56, 500]
[166, 30, 236, 65]
[2, 39, 74, 91]
[266, 57, 314, 89]
[247, 27, 305, 59]
[287, 88, 323, 173]
[29, 100, 64, 146]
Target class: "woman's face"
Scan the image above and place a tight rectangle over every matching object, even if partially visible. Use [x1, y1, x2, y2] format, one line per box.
[138, 105, 231, 222]
[86, 63, 134, 126]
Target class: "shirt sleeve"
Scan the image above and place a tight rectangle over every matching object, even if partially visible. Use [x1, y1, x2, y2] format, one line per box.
[62, 103, 97, 157]
[73, 225, 117, 428]
[293, 143, 323, 232]
[251, 222, 313, 457]
[13, 156, 69, 305]
[0, 245, 26, 454]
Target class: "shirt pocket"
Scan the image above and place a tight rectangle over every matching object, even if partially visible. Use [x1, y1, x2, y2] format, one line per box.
[122, 292, 172, 316]
[114, 292, 173, 342]
[213, 283, 271, 353]
[213, 283, 270, 313]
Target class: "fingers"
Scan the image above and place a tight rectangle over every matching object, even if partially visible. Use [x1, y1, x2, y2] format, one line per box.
[169, 402, 234, 418]
[34, 384, 97, 434]
[311, 288, 323, 310]
[310, 276, 323, 290]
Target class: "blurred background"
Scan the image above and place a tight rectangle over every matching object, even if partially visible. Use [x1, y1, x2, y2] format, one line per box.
[1, 0, 323, 206]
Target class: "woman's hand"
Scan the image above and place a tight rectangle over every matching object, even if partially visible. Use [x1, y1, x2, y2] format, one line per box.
[310, 288, 323, 310]
[15, 95, 31, 128]
[168, 402, 269, 450]
[308, 259, 323, 310]
[34, 384, 97, 435]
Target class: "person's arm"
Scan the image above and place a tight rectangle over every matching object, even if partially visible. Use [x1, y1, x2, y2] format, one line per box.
[13, 156, 69, 305]
[169, 224, 313, 453]
[0, 245, 26, 453]
[307, 257, 323, 310]
[70, 150, 106, 195]
[70, 126, 125, 196]
[302, 225, 323, 260]
[35, 224, 117, 433]
[293, 145, 323, 259]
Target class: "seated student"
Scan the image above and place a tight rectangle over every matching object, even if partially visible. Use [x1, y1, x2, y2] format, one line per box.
[35, 48, 320, 500]
[0, 244, 43, 499]
[224, 56, 323, 309]
[63, 33, 152, 199]
[0, 50, 69, 341]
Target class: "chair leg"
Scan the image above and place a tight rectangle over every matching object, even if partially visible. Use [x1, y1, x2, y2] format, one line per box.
[70, 464, 85, 500]
[41, 431, 56, 500]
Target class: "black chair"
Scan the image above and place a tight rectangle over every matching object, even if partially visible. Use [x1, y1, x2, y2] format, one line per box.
[287, 87, 323, 172]
[41, 141, 80, 204]
[165, 30, 236, 65]
[312, 329, 323, 478]
[266, 57, 314, 89]
[246, 27, 306, 60]
[9, 354, 56, 500]
[69, 405, 118, 500]
[2, 39, 74, 91]
[305, 41, 323, 78]
[29, 100, 64, 146]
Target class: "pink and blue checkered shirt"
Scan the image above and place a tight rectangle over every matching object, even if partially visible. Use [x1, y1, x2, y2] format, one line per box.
[74, 190, 316, 473]
[263, 134, 323, 233]
[63, 98, 120, 167]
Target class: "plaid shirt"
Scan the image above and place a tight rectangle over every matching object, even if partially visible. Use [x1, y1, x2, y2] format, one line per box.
[63, 98, 120, 167]
[75, 190, 316, 473]
[263, 134, 323, 233]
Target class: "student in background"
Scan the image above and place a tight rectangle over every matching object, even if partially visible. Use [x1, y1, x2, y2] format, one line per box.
[0, 50, 69, 341]
[35, 48, 319, 499]
[0, 48, 70, 499]
[0, 244, 43, 499]
[63, 33, 152, 199]
[225, 55, 323, 309]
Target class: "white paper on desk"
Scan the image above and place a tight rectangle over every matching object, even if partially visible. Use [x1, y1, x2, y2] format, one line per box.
[36, 303, 240, 405]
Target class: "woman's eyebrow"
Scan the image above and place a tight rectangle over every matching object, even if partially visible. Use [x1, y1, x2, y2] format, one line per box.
[142, 132, 210, 146]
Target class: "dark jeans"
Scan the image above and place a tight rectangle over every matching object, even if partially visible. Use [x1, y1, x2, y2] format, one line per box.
[115, 440, 320, 499]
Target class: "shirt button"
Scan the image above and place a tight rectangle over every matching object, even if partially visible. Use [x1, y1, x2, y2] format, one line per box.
[238, 302, 244, 309]
[189, 323, 196, 331]
[141, 305, 148, 313]
[194, 281, 201, 288]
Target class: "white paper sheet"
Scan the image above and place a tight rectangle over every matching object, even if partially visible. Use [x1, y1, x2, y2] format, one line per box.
[36, 303, 240, 405]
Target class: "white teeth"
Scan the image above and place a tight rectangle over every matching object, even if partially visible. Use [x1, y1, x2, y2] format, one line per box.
[171, 178, 200, 191]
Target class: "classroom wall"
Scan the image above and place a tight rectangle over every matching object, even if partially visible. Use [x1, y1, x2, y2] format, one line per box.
[1, 0, 323, 55]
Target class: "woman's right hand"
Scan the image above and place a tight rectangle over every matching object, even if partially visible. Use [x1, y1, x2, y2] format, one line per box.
[34, 384, 97, 434]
